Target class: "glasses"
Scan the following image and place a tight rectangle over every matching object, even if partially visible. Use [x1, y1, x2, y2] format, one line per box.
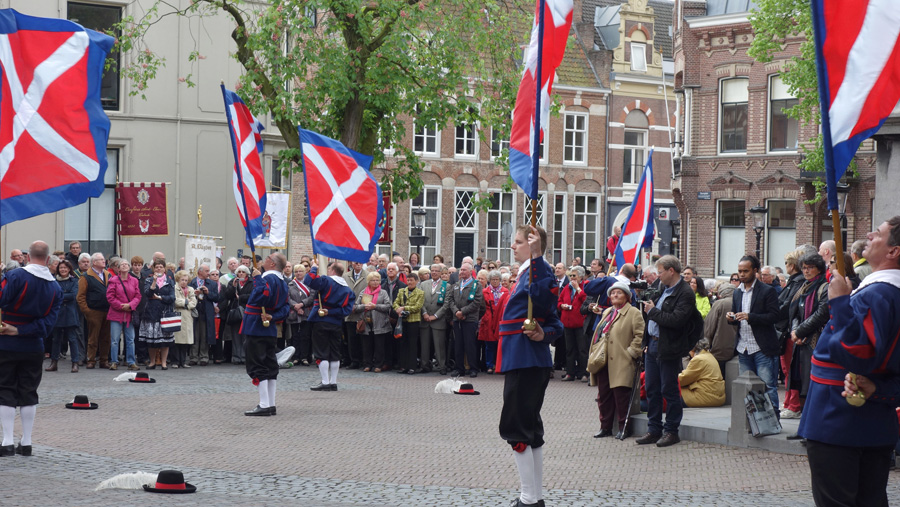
[730, 278, 739, 282]
[210, 272, 220, 276]
[568, 274, 577, 278]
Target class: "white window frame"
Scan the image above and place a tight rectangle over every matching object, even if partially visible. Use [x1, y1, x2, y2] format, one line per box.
[65, 147, 120, 256]
[68, 2, 122, 112]
[552, 193, 567, 265]
[485, 190, 516, 264]
[719, 78, 749, 154]
[764, 199, 796, 270]
[454, 189, 479, 231]
[413, 104, 440, 157]
[490, 126, 509, 161]
[716, 199, 746, 276]
[409, 186, 442, 262]
[522, 191, 547, 228]
[572, 193, 600, 265]
[563, 112, 588, 165]
[767, 74, 799, 153]
[454, 105, 479, 160]
[630, 42, 647, 72]
[623, 128, 647, 186]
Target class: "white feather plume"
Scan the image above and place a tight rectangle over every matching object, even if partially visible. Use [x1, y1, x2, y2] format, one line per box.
[114, 372, 137, 381]
[95, 471, 158, 490]
[434, 378, 463, 394]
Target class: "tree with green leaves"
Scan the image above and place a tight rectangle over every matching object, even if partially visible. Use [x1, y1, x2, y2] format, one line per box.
[115, 0, 531, 203]
[748, 0, 854, 201]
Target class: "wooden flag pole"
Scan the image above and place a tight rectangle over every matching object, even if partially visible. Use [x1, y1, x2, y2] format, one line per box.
[251, 254, 270, 327]
[316, 254, 329, 317]
[833, 208, 865, 407]
[523, 199, 537, 331]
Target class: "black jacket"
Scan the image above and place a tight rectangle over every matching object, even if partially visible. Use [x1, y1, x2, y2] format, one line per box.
[730, 280, 780, 356]
[644, 279, 701, 360]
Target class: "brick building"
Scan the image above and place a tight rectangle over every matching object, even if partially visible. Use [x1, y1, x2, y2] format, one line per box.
[293, 0, 677, 268]
[671, 0, 876, 278]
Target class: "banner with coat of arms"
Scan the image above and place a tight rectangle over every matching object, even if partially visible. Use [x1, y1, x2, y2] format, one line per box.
[116, 182, 169, 236]
[184, 235, 217, 275]
[250, 191, 291, 249]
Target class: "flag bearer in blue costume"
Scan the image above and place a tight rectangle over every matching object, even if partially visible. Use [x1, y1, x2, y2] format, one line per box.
[0, 241, 62, 456]
[496, 225, 562, 507]
[242, 253, 290, 416]
[799, 217, 900, 507]
[304, 260, 354, 392]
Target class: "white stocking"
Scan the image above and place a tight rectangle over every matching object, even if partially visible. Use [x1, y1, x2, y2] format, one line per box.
[257, 382, 270, 408]
[329, 362, 340, 384]
[19, 405, 35, 446]
[0, 405, 14, 446]
[318, 361, 330, 384]
[267, 379, 277, 407]
[513, 445, 536, 504]
[532, 445, 544, 501]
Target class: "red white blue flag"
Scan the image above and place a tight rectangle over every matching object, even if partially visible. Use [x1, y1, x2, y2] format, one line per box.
[299, 128, 384, 263]
[0, 9, 113, 226]
[614, 150, 654, 271]
[509, 0, 573, 199]
[811, 0, 900, 210]
[221, 84, 266, 250]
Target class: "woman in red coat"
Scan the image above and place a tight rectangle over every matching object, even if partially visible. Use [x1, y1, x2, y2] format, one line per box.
[559, 266, 587, 381]
[479, 270, 509, 374]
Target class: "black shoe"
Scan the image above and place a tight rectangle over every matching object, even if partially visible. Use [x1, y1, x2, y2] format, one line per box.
[330, 384, 338, 391]
[508, 498, 543, 506]
[347, 363, 360, 370]
[469, 371, 478, 378]
[656, 432, 681, 447]
[448, 370, 462, 377]
[244, 405, 273, 416]
[615, 427, 633, 440]
[593, 429, 613, 438]
[310, 382, 332, 391]
[439, 368, 448, 375]
[0, 444, 14, 457]
[15, 443, 32, 456]
[786, 433, 803, 440]
[269, 406, 277, 416]
[635, 432, 662, 445]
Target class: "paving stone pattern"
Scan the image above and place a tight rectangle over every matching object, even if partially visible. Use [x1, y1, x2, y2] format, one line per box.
[2, 361, 898, 506]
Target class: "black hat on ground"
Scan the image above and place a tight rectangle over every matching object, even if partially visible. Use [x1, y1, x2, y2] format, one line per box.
[143, 470, 197, 494]
[65, 395, 98, 410]
[129, 372, 156, 383]
[453, 383, 480, 395]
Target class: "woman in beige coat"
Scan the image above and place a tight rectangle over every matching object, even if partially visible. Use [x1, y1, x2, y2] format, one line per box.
[171, 270, 197, 369]
[678, 338, 725, 407]
[590, 282, 643, 439]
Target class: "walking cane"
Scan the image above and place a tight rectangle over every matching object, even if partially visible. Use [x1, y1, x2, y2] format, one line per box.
[616, 355, 644, 440]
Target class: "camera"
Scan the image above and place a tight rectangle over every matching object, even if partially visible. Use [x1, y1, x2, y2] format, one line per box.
[630, 280, 661, 302]
[400, 310, 410, 318]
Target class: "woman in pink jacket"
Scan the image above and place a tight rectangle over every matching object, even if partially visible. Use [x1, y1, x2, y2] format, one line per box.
[106, 258, 142, 371]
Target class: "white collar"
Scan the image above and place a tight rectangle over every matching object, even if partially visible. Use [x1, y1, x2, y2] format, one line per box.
[852, 268, 900, 295]
[23, 264, 55, 281]
[262, 270, 279, 279]
[330, 275, 349, 286]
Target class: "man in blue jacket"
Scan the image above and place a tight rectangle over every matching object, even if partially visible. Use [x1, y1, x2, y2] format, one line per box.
[305, 260, 355, 391]
[0, 241, 62, 456]
[800, 217, 900, 507]
[496, 225, 562, 507]
[242, 253, 290, 416]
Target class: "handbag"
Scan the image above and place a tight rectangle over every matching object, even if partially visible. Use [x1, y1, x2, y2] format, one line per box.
[587, 334, 608, 374]
[356, 319, 366, 334]
[227, 305, 244, 325]
[160, 310, 182, 333]
[393, 318, 404, 339]
[744, 390, 782, 437]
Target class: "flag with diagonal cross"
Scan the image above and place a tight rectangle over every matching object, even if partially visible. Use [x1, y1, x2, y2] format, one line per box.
[0, 9, 114, 226]
[299, 128, 384, 263]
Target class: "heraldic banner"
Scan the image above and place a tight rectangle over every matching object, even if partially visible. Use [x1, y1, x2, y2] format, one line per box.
[184, 235, 217, 274]
[252, 191, 291, 249]
[116, 183, 169, 236]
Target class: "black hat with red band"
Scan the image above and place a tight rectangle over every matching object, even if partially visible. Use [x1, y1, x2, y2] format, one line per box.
[65, 395, 98, 410]
[129, 372, 156, 383]
[143, 470, 197, 494]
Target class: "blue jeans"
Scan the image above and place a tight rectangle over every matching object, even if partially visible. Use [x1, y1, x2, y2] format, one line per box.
[645, 339, 683, 435]
[109, 320, 136, 366]
[52, 326, 81, 362]
[738, 350, 779, 411]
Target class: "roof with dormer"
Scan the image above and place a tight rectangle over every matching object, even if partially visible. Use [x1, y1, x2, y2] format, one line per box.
[584, 0, 674, 58]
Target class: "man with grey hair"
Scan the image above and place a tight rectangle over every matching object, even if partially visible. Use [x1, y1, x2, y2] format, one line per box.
[759, 265, 782, 295]
[8, 249, 24, 267]
[447, 261, 483, 378]
[77, 252, 111, 368]
[221, 257, 240, 285]
[421, 264, 451, 374]
[850, 238, 872, 280]
[190, 263, 220, 365]
[818, 240, 836, 264]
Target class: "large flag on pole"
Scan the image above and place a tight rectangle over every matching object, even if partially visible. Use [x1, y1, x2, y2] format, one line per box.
[811, 0, 900, 210]
[221, 84, 266, 250]
[614, 150, 655, 271]
[299, 128, 384, 263]
[509, 0, 573, 199]
[0, 9, 113, 226]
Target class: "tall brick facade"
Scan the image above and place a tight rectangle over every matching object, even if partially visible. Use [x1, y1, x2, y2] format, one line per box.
[671, 0, 876, 278]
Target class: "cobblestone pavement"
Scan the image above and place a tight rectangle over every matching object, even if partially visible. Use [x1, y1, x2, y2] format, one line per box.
[2, 359, 898, 506]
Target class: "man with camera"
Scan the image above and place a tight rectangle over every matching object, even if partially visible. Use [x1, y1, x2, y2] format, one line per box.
[637, 255, 699, 447]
